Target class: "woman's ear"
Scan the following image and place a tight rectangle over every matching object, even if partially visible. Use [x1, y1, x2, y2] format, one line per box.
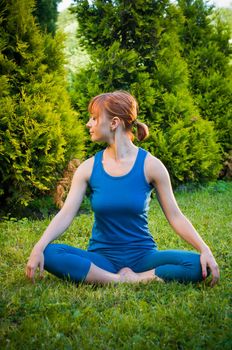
[110, 117, 121, 131]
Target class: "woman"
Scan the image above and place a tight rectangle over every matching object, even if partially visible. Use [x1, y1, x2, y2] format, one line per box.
[26, 91, 220, 286]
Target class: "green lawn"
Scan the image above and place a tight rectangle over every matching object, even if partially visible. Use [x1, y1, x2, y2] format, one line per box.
[0, 182, 231, 349]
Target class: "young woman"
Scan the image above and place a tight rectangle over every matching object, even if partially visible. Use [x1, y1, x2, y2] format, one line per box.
[26, 91, 220, 286]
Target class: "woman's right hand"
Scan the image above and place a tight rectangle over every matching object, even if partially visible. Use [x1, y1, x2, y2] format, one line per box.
[26, 247, 44, 283]
[25, 159, 91, 283]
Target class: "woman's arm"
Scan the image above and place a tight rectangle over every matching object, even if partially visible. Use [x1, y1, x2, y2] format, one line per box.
[145, 154, 220, 286]
[26, 158, 93, 281]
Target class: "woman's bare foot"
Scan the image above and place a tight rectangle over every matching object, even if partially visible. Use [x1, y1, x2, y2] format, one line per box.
[137, 270, 164, 283]
[118, 267, 140, 283]
[118, 267, 164, 284]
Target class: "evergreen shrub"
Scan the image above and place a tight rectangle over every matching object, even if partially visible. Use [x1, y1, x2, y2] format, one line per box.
[146, 117, 221, 185]
[178, 0, 232, 156]
[0, 0, 85, 213]
[71, 0, 222, 185]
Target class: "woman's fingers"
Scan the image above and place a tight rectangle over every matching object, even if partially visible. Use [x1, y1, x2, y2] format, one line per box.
[200, 255, 207, 280]
[25, 265, 32, 279]
[26, 250, 44, 282]
[200, 251, 220, 287]
[39, 256, 44, 278]
[27, 265, 35, 282]
[208, 259, 220, 287]
[26, 261, 38, 282]
[210, 263, 220, 287]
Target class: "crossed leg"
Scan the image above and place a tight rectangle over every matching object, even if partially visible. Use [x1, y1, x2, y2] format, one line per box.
[44, 244, 161, 284]
[44, 244, 206, 284]
[131, 249, 207, 283]
[44, 243, 119, 284]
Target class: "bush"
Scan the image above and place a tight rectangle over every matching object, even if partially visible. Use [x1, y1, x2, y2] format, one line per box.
[0, 0, 85, 213]
[70, 0, 222, 185]
[178, 0, 232, 155]
[146, 116, 222, 185]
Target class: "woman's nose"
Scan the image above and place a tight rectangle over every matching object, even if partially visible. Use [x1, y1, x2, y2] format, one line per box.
[86, 120, 91, 128]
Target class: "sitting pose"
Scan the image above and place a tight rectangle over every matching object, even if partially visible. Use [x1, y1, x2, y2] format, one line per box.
[26, 91, 219, 286]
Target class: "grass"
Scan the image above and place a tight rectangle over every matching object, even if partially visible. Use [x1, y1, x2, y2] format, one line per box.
[0, 181, 231, 349]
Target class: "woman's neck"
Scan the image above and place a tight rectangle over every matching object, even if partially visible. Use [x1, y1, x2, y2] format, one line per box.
[106, 133, 137, 162]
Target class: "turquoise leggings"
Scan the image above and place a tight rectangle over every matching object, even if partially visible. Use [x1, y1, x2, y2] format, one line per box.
[44, 244, 207, 283]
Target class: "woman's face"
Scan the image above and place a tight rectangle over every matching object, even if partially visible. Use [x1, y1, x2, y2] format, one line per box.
[86, 111, 112, 143]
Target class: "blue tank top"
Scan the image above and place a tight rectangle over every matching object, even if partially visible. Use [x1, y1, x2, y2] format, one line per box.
[87, 147, 157, 251]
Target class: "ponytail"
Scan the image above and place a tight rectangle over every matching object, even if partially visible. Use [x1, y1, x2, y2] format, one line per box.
[89, 91, 149, 141]
[133, 120, 149, 141]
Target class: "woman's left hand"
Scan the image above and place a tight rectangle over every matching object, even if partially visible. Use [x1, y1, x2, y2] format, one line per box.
[200, 249, 220, 287]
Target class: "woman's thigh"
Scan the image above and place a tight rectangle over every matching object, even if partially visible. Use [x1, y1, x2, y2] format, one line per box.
[44, 243, 118, 282]
[132, 249, 204, 283]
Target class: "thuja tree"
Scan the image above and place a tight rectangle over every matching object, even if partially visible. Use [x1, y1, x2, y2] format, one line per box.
[0, 0, 85, 211]
[71, 40, 157, 156]
[178, 0, 232, 156]
[72, 0, 221, 184]
[145, 30, 221, 183]
[34, 0, 62, 35]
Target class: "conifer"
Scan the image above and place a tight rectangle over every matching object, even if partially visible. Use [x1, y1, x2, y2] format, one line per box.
[178, 0, 232, 154]
[34, 0, 61, 35]
[0, 0, 85, 211]
[72, 0, 221, 184]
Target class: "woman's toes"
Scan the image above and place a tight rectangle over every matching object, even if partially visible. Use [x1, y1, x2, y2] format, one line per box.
[118, 267, 139, 283]
[119, 267, 133, 275]
[154, 275, 165, 283]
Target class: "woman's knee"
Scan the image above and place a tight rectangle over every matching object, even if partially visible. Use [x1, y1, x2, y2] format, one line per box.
[43, 243, 91, 282]
[43, 244, 66, 270]
[44, 243, 68, 257]
[188, 253, 208, 283]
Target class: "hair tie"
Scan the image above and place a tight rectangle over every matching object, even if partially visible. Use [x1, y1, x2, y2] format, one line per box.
[132, 120, 138, 126]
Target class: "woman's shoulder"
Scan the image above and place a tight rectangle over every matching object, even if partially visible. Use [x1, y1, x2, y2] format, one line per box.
[144, 150, 163, 167]
[73, 156, 95, 182]
[82, 156, 95, 168]
[144, 151, 169, 184]
[74, 148, 105, 181]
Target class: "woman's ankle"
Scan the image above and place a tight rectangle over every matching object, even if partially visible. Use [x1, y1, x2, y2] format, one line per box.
[137, 269, 164, 283]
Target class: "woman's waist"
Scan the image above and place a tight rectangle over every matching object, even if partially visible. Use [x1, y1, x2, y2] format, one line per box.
[87, 238, 157, 252]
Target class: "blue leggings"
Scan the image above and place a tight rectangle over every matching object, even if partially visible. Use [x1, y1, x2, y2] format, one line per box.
[44, 244, 207, 284]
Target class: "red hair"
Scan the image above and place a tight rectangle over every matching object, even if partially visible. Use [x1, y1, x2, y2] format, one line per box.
[88, 91, 149, 141]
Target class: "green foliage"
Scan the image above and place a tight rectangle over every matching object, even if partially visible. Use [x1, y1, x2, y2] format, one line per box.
[33, 0, 62, 35]
[0, 0, 85, 212]
[147, 117, 221, 185]
[143, 28, 222, 185]
[70, 41, 157, 156]
[0, 184, 231, 349]
[178, 0, 232, 154]
[71, 0, 221, 183]
[217, 7, 232, 35]
[74, 0, 171, 55]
